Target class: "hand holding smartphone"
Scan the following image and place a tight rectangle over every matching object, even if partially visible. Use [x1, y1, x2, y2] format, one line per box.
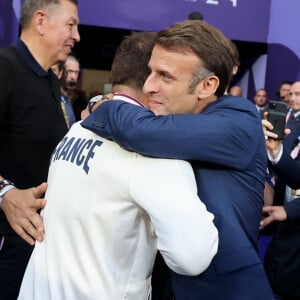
[267, 101, 288, 140]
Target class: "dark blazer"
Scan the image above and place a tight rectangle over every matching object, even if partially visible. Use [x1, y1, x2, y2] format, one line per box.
[272, 115, 300, 205]
[264, 213, 300, 298]
[272, 147, 300, 222]
[264, 116, 300, 298]
[82, 96, 275, 300]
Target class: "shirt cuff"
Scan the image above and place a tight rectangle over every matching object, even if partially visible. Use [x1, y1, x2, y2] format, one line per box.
[267, 144, 283, 164]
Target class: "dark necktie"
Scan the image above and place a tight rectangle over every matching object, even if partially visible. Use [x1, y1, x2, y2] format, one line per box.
[286, 108, 294, 124]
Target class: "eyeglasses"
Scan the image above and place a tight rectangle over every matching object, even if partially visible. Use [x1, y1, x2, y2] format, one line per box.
[88, 95, 103, 113]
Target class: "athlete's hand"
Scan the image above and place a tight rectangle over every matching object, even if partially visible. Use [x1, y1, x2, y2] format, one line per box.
[1, 182, 47, 245]
[81, 94, 113, 120]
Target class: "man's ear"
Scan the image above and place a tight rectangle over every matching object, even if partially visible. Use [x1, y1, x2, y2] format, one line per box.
[33, 10, 47, 35]
[197, 76, 219, 99]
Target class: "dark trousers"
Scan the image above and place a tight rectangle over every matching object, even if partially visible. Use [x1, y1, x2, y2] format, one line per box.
[0, 235, 34, 300]
[151, 251, 175, 300]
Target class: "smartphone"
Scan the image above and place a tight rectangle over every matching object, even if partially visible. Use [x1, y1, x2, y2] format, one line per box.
[267, 101, 288, 140]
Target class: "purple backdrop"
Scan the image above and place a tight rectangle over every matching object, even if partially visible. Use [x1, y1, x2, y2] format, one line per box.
[0, 0, 299, 97]
[78, 0, 270, 42]
[265, 0, 300, 99]
[0, 0, 21, 48]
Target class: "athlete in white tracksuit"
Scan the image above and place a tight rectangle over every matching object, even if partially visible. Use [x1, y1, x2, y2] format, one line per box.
[18, 97, 218, 300]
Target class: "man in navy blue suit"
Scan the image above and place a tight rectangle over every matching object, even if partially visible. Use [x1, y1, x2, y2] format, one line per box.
[261, 81, 300, 299]
[82, 20, 274, 300]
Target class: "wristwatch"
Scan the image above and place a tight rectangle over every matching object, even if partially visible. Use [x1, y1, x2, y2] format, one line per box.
[0, 179, 15, 207]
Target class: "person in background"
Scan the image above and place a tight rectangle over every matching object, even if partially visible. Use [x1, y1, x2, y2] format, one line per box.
[228, 85, 243, 97]
[277, 80, 293, 105]
[58, 54, 78, 127]
[279, 81, 296, 125]
[0, 0, 80, 298]
[18, 31, 218, 300]
[266, 81, 300, 207]
[254, 88, 268, 119]
[59, 53, 88, 124]
[82, 20, 274, 300]
[51, 53, 83, 127]
[261, 81, 300, 299]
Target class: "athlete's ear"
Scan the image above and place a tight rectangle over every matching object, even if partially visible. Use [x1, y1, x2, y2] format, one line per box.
[196, 75, 219, 99]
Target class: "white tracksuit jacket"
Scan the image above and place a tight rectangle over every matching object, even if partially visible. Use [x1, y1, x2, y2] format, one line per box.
[18, 97, 218, 300]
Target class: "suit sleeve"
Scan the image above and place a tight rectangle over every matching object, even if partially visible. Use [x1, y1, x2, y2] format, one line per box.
[81, 99, 261, 169]
[129, 158, 218, 275]
[272, 149, 300, 189]
[284, 198, 300, 223]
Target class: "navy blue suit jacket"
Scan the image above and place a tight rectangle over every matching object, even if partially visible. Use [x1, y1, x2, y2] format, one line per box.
[272, 147, 300, 222]
[264, 116, 300, 298]
[82, 96, 274, 299]
[272, 115, 300, 206]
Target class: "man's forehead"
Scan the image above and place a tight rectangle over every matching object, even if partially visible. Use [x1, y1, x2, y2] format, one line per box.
[291, 82, 300, 92]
